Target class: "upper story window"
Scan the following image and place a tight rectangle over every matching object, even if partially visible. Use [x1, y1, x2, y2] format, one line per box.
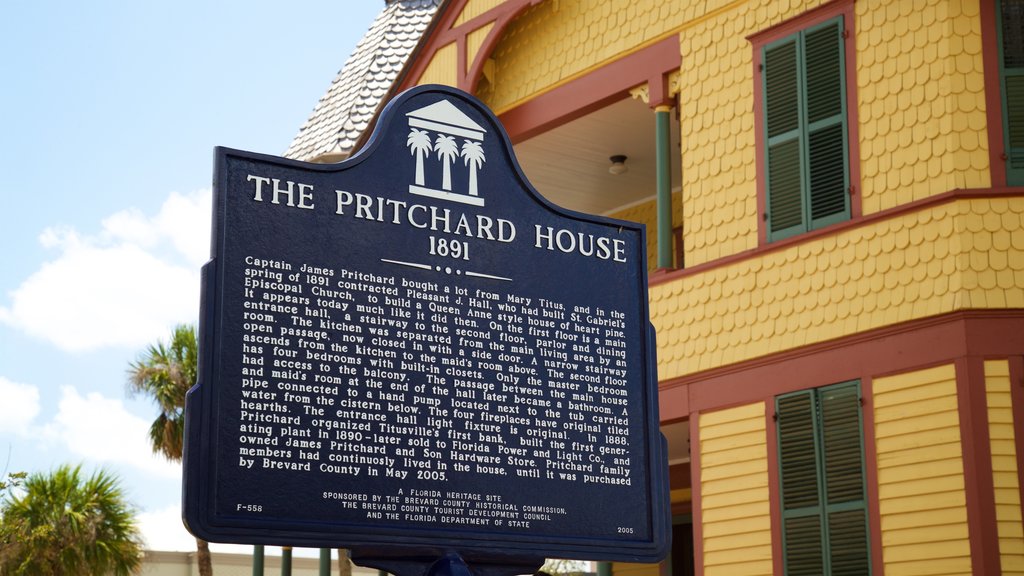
[753, 3, 857, 243]
[999, 0, 1024, 185]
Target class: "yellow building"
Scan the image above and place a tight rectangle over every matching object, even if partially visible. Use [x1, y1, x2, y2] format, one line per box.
[289, 0, 1024, 574]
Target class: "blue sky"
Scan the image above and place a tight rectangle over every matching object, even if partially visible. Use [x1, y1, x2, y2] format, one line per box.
[0, 1, 382, 553]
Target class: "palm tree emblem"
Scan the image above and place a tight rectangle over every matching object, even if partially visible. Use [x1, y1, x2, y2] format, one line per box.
[405, 98, 488, 206]
[406, 128, 432, 186]
[435, 134, 459, 191]
[461, 140, 485, 196]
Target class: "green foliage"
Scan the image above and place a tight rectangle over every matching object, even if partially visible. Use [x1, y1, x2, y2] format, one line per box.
[127, 324, 213, 576]
[0, 472, 26, 494]
[0, 471, 27, 559]
[0, 464, 143, 576]
[127, 324, 198, 461]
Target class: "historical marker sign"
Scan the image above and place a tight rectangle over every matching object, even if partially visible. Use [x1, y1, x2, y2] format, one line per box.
[184, 85, 669, 563]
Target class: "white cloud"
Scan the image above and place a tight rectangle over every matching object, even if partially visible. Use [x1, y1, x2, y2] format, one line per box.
[152, 191, 212, 268]
[0, 376, 41, 434]
[0, 189, 211, 352]
[137, 505, 195, 551]
[43, 386, 180, 479]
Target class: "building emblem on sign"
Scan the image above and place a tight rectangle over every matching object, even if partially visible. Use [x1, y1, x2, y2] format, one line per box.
[406, 99, 486, 206]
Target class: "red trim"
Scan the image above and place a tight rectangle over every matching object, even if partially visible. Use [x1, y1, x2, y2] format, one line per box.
[650, 187, 1024, 288]
[688, 415, 704, 576]
[498, 35, 681, 143]
[669, 462, 691, 489]
[395, 0, 466, 91]
[672, 312, 1024, 575]
[355, 0, 547, 153]
[658, 383, 689, 424]
[456, 34, 467, 89]
[765, 401, 783, 576]
[981, 0, 1007, 187]
[955, 357, 1002, 575]
[661, 310, 1024, 413]
[1010, 356, 1024, 535]
[461, 3, 531, 93]
[861, 377, 885, 576]
[396, 0, 544, 93]
[749, 0, 861, 246]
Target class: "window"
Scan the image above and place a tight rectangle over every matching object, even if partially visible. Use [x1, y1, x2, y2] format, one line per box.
[776, 381, 870, 575]
[761, 16, 851, 242]
[999, 0, 1024, 185]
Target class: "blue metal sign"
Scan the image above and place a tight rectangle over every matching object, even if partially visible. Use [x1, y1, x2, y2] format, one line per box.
[184, 85, 669, 563]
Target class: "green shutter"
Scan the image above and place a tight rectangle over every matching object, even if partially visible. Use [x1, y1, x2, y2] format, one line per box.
[778, 392, 821, 509]
[765, 41, 801, 138]
[820, 383, 864, 504]
[827, 509, 870, 576]
[820, 382, 870, 576]
[1000, 0, 1024, 184]
[777, 382, 870, 575]
[777, 391, 825, 575]
[804, 21, 849, 228]
[769, 139, 805, 234]
[765, 39, 806, 240]
[763, 16, 849, 241]
[784, 515, 825, 576]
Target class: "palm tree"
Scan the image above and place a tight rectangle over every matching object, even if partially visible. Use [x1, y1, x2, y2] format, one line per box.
[127, 324, 213, 576]
[0, 464, 143, 576]
[434, 134, 459, 191]
[407, 128, 432, 186]
[460, 140, 486, 196]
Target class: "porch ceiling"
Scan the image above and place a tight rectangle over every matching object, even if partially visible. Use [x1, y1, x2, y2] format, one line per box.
[512, 97, 681, 217]
[663, 419, 690, 465]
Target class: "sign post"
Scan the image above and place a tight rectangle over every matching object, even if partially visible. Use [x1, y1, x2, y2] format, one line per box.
[184, 85, 668, 573]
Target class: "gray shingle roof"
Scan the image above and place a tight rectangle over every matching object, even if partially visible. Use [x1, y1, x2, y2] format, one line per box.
[284, 0, 442, 162]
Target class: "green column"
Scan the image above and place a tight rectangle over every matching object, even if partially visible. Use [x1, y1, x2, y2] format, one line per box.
[281, 547, 292, 576]
[655, 105, 674, 269]
[253, 545, 265, 576]
[598, 561, 612, 576]
[319, 549, 331, 576]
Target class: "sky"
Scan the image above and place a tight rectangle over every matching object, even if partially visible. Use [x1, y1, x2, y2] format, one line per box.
[0, 0, 383, 555]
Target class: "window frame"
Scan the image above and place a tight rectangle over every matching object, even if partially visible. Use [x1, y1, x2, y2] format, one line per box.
[750, 0, 861, 245]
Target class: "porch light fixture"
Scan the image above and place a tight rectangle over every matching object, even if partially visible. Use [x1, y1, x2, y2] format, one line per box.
[608, 155, 628, 175]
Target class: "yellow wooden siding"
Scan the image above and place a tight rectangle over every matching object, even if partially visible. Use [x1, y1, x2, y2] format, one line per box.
[676, 2, 758, 268]
[441, 0, 1024, 382]
[650, 197, 1024, 380]
[986, 360, 1024, 575]
[611, 562, 659, 576]
[468, 0, 991, 265]
[699, 403, 772, 576]
[855, 0, 990, 215]
[409, 0, 1021, 381]
[873, 364, 972, 576]
[610, 192, 683, 272]
[417, 42, 458, 87]
[479, 0, 687, 112]
[454, 0, 506, 27]
[465, 23, 495, 78]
